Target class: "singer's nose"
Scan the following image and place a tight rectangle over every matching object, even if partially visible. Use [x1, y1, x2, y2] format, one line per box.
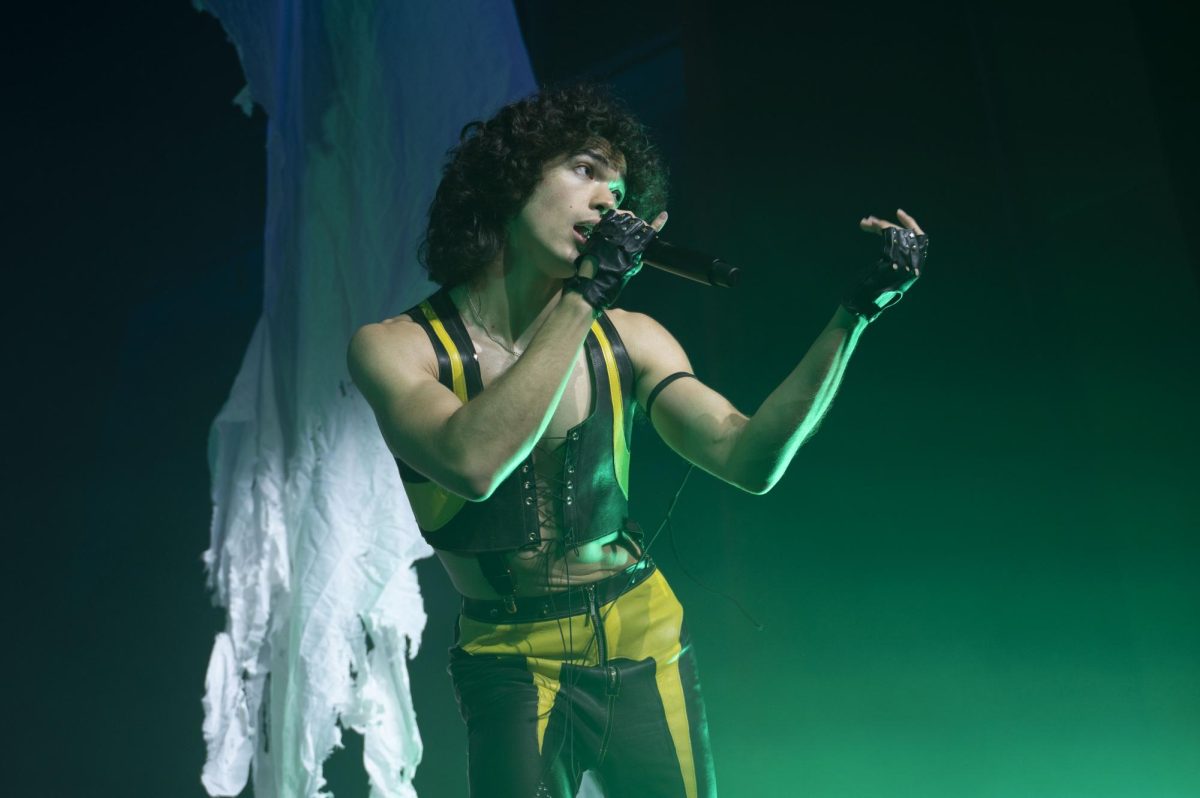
[591, 184, 620, 213]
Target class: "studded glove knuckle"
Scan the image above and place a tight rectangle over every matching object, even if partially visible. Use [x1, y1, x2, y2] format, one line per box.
[565, 210, 658, 310]
[843, 227, 928, 322]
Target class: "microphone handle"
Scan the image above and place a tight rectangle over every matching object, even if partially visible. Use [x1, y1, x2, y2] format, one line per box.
[643, 239, 741, 288]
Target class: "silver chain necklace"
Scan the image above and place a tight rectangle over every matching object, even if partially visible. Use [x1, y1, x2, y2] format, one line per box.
[467, 287, 524, 359]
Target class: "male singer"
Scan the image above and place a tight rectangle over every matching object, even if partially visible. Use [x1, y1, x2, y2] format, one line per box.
[348, 83, 926, 798]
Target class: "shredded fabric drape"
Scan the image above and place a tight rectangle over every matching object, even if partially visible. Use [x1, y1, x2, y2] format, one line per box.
[196, 3, 534, 796]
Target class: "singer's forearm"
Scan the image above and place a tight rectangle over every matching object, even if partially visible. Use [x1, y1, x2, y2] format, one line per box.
[725, 307, 867, 493]
[349, 291, 598, 500]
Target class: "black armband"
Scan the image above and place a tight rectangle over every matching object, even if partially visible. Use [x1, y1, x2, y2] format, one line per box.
[644, 371, 696, 421]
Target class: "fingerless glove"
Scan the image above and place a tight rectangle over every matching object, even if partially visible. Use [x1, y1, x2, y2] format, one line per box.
[842, 227, 927, 322]
[564, 210, 657, 310]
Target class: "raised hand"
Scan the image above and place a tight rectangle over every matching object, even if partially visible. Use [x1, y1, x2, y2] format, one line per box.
[844, 208, 928, 322]
[567, 209, 668, 309]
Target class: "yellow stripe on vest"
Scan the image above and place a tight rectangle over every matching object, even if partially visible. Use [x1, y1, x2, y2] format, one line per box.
[404, 481, 465, 531]
[420, 300, 468, 403]
[590, 321, 630, 498]
[405, 300, 469, 530]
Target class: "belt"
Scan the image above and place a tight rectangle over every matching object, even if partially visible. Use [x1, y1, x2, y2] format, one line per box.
[461, 557, 656, 623]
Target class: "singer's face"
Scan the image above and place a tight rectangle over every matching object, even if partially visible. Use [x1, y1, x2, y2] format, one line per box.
[506, 142, 627, 279]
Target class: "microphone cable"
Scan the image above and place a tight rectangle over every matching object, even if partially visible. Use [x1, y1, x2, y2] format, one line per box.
[635, 465, 764, 632]
[586, 461, 764, 661]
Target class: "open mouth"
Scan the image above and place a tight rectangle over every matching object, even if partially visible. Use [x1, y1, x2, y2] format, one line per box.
[572, 224, 591, 245]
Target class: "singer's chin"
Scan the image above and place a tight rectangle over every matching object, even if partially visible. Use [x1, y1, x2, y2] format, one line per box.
[542, 255, 580, 282]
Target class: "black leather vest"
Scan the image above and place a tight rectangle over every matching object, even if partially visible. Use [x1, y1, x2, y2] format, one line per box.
[397, 289, 635, 554]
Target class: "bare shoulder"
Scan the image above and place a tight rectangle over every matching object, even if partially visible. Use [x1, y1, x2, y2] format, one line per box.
[348, 312, 426, 363]
[605, 308, 680, 353]
[605, 308, 693, 402]
[347, 313, 437, 393]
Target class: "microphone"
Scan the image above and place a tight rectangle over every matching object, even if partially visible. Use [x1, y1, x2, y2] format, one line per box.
[643, 238, 741, 287]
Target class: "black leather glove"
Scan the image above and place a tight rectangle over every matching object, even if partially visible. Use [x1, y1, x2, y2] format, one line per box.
[842, 226, 927, 322]
[564, 210, 657, 310]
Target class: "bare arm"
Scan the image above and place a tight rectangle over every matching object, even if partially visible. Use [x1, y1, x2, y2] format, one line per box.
[350, 207, 669, 500]
[720, 307, 866, 492]
[621, 209, 924, 493]
[348, 291, 597, 500]
[618, 307, 865, 494]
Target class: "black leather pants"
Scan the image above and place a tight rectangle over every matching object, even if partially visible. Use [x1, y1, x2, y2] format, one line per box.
[449, 564, 716, 797]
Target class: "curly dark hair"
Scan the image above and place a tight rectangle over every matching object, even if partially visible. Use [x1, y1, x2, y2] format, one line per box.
[419, 83, 669, 287]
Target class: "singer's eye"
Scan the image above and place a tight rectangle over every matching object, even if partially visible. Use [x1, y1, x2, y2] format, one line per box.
[574, 162, 594, 178]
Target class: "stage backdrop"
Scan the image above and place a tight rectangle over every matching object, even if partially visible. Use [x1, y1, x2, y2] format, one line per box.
[196, 3, 533, 796]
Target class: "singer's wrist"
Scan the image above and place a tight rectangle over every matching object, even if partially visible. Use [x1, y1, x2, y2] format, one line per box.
[834, 304, 871, 331]
[560, 283, 603, 317]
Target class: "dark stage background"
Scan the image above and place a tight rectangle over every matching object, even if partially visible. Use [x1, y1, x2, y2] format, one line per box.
[6, 1, 1198, 795]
